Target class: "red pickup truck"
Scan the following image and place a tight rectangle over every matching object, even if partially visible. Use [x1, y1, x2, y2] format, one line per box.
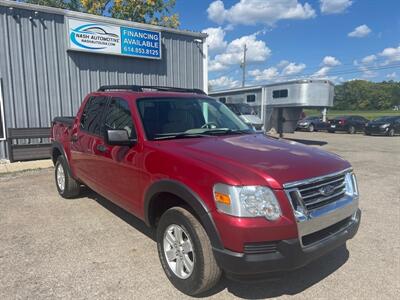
[51, 85, 361, 296]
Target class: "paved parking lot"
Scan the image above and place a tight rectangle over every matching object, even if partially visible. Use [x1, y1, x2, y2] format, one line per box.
[1, 132, 399, 299]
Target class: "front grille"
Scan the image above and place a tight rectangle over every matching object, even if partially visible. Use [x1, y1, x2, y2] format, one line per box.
[296, 173, 346, 210]
[301, 216, 352, 246]
[244, 241, 278, 254]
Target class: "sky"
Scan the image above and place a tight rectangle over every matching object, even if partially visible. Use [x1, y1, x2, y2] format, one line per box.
[174, 0, 400, 90]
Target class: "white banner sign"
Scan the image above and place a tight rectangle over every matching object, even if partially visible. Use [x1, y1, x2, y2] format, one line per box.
[68, 18, 162, 59]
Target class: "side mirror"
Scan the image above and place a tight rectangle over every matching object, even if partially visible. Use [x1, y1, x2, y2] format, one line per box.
[106, 129, 135, 146]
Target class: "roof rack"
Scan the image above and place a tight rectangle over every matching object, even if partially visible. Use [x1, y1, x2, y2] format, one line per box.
[98, 85, 206, 95]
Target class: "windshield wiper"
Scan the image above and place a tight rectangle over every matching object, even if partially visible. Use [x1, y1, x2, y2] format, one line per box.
[201, 128, 253, 135]
[153, 132, 209, 140]
[153, 128, 253, 140]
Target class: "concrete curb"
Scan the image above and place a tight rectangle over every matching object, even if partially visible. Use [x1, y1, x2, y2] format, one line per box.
[0, 159, 53, 174]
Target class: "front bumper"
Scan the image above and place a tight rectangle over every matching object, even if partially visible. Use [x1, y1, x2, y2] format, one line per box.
[214, 209, 361, 276]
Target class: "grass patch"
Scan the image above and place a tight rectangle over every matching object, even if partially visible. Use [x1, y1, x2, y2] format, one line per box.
[304, 109, 400, 120]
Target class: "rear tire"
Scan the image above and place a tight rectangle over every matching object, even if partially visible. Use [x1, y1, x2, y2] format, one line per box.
[348, 126, 356, 134]
[55, 156, 80, 198]
[157, 207, 221, 296]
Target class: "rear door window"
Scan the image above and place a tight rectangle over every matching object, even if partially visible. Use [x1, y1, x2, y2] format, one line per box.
[80, 96, 108, 135]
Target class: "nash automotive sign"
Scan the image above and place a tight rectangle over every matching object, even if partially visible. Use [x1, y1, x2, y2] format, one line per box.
[68, 18, 161, 59]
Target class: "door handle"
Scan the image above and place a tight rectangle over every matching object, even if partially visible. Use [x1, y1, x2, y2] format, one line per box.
[96, 144, 107, 153]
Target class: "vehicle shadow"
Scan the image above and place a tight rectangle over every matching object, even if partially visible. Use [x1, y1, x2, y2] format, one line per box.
[80, 188, 349, 299]
[80, 187, 156, 241]
[200, 245, 349, 298]
[286, 138, 328, 146]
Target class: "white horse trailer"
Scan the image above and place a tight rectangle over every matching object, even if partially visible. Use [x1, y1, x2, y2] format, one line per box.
[209, 79, 334, 134]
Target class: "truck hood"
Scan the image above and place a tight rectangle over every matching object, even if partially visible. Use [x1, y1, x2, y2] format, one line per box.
[160, 134, 351, 189]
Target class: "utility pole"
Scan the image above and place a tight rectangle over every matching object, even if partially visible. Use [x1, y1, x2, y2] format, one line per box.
[240, 44, 247, 87]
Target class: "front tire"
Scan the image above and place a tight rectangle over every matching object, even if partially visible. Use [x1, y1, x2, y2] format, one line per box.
[55, 156, 80, 198]
[157, 207, 221, 296]
[388, 128, 395, 136]
[308, 124, 314, 132]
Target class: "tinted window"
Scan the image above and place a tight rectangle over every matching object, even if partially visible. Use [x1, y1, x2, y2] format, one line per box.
[246, 94, 256, 102]
[374, 116, 396, 122]
[304, 116, 319, 121]
[272, 89, 288, 98]
[80, 96, 108, 135]
[103, 97, 136, 139]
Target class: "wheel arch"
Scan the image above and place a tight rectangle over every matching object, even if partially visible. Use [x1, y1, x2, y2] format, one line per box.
[144, 180, 224, 250]
[51, 141, 73, 177]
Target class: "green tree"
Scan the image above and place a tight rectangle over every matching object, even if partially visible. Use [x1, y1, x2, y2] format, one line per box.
[24, 0, 180, 28]
[333, 80, 400, 110]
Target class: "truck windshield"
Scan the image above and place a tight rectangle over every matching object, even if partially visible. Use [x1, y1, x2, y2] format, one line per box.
[137, 97, 252, 140]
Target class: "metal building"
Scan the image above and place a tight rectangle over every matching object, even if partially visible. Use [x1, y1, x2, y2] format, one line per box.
[209, 80, 334, 134]
[0, 0, 207, 160]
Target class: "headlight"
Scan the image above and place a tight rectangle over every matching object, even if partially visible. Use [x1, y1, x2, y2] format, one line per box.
[344, 172, 359, 197]
[213, 184, 282, 220]
[380, 123, 390, 129]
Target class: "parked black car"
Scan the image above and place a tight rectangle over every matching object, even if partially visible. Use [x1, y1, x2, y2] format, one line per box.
[328, 115, 368, 134]
[296, 116, 328, 132]
[364, 116, 400, 136]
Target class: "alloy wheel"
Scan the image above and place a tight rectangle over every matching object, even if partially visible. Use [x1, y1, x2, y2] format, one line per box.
[56, 163, 65, 192]
[163, 224, 195, 279]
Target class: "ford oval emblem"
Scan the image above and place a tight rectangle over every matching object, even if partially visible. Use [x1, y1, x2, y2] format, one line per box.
[319, 185, 336, 196]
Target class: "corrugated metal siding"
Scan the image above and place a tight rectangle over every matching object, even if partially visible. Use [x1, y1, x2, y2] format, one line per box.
[0, 5, 204, 159]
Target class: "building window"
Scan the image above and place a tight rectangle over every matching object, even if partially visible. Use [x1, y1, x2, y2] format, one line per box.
[246, 94, 256, 102]
[219, 97, 226, 103]
[272, 89, 288, 99]
[0, 81, 5, 140]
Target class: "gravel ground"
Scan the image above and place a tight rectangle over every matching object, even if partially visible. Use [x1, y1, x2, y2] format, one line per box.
[0, 132, 399, 299]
